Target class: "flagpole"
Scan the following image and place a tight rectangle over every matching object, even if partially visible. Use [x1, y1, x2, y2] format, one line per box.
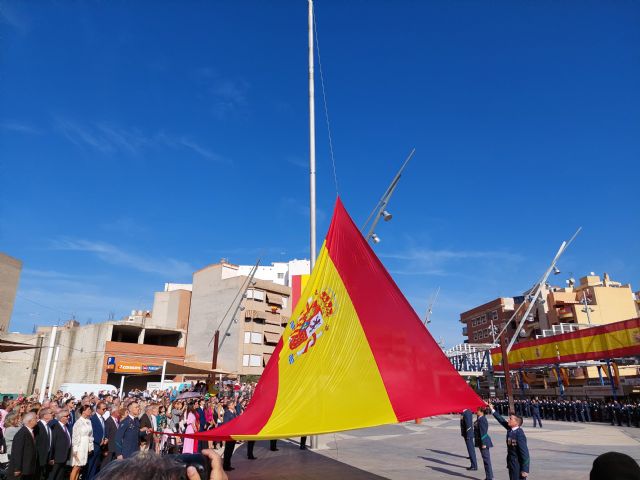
[309, 0, 318, 450]
[309, 0, 317, 269]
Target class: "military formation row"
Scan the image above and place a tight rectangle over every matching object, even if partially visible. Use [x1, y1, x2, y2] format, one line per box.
[490, 398, 640, 427]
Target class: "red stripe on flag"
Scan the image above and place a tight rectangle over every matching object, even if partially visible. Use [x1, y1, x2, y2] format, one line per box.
[291, 275, 302, 311]
[326, 198, 484, 420]
[194, 340, 283, 441]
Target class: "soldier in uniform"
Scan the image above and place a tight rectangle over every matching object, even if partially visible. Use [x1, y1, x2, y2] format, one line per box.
[584, 400, 592, 422]
[613, 401, 623, 426]
[531, 400, 542, 428]
[490, 404, 530, 480]
[474, 406, 493, 480]
[460, 408, 478, 471]
[576, 400, 585, 422]
[115, 402, 149, 459]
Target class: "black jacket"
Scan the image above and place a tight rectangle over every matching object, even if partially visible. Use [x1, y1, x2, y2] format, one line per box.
[34, 420, 52, 467]
[50, 422, 72, 464]
[104, 417, 118, 454]
[139, 413, 154, 446]
[8, 426, 38, 476]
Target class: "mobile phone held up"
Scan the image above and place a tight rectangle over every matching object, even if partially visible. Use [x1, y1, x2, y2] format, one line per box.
[173, 453, 211, 480]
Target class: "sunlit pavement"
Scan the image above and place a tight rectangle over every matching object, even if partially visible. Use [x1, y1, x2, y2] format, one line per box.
[222, 415, 640, 479]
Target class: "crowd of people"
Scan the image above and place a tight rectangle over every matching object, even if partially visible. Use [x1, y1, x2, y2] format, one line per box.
[490, 397, 640, 427]
[0, 381, 266, 479]
[2, 386, 640, 480]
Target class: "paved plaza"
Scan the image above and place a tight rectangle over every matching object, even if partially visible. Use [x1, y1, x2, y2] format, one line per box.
[224, 415, 640, 479]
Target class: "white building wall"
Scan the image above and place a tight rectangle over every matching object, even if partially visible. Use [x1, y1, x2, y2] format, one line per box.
[164, 283, 193, 292]
[33, 324, 112, 393]
[232, 259, 310, 286]
[0, 332, 39, 394]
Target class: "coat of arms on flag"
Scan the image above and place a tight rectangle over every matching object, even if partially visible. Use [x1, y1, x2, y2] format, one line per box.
[288, 288, 337, 364]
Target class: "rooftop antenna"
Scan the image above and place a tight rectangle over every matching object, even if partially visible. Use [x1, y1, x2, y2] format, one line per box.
[424, 286, 440, 326]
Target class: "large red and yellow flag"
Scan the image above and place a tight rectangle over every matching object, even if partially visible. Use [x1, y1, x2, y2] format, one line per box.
[197, 198, 483, 441]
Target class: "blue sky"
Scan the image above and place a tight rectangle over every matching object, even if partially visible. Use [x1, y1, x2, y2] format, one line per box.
[1, 1, 638, 346]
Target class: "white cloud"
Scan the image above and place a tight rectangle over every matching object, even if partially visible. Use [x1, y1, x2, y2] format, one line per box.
[0, 121, 41, 135]
[54, 118, 227, 162]
[51, 238, 195, 278]
[0, 2, 29, 33]
[383, 248, 523, 264]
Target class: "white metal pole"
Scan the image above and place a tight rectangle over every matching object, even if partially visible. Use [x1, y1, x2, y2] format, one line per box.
[309, 0, 317, 269]
[119, 375, 126, 399]
[39, 325, 57, 402]
[160, 360, 167, 391]
[506, 242, 566, 353]
[48, 346, 61, 394]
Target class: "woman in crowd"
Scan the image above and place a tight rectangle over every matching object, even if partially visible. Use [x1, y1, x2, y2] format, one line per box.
[182, 403, 199, 454]
[157, 405, 167, 430]
[3, 412, 20, 460]
[170, 401, 184, 433]
[70, 404, 94, 480]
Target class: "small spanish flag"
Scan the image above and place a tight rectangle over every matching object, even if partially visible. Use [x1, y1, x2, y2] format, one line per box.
[197, 198, 483, 441]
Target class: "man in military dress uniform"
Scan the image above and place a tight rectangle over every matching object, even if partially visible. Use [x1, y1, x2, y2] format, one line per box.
[531, 400, 542, 428]
[115, 402, 149, 459]
[490, 404, 530, 480]
[474, 406, 494, 480]
[460, 408, 478, 471]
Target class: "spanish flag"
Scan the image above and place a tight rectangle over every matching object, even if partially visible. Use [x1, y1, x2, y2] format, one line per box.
[198, 198, 483, 441]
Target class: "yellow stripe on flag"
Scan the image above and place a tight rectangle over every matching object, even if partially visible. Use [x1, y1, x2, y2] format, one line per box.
[251, 244, 396, 438]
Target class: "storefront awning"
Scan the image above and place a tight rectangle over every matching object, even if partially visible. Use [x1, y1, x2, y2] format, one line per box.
[164, 362, 229, 376]
[0, 338, 41, 353]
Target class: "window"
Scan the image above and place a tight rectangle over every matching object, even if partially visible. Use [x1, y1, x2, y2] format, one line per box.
[282, 297, 288, 309]
[244, 332, 251, 344]
[242, 354, 250, 367]
[253, 290, 265, 301]
[251, 332, 262, 344]
[249, 355, 261, 367]
[277, 273, 284, 279]
[246, 290, 254, 299]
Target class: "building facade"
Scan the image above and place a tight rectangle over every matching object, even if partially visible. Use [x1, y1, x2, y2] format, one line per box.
[185, 261, 292, 375]
[0, 252, 22, 334]
[460, 272, 637, 345]
[460, 297, 521, 344]
[0, 256, 309, 395]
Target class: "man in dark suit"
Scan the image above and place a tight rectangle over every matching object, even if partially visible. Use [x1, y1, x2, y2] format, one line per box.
[490, 404, 530, 480]
[8, 412, 39, 479]
[64, 399, 76, 436]
[87, 402, 108, 479]
[115, 402, 149, 459]
[101, 407, 121, 469]
[460, 408, 477, 471]
[139, 405, 155, 451]
[222, 402, 237, 472]
[34, 407, 54, 480]
[48, 409, 72, 480]
[474, 406, 494, 480]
